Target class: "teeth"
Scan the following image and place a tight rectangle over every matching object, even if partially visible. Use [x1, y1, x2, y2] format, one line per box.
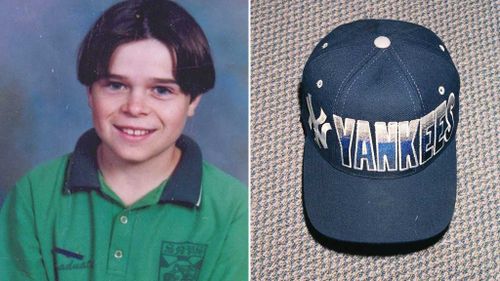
[121, 128, 149, 136]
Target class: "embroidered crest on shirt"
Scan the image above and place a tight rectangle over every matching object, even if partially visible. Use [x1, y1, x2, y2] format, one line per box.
[158, 241, 207, 281]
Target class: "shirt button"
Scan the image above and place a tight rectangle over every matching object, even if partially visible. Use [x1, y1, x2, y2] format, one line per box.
[114, 250, 123, 259]
[120, 215, 128, 224]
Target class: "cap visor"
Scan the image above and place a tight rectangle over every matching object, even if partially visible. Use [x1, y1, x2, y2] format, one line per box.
[303, 137, 456, 244]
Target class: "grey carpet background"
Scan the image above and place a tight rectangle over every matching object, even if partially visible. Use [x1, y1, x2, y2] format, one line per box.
[250, 0, 499, 280]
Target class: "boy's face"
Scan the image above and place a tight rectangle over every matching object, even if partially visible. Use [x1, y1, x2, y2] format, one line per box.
[88, 39, 201, 164]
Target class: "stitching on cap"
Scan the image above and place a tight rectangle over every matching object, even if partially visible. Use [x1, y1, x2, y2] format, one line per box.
[397, 26, 441, 50]
[341, 49, 385, 113]
[334, 48, 376, 107]
[306, 37, 374, 67]
[391, 58, 418, 117]
[400, 37, 456, 69]
[391, 48, 426, 111]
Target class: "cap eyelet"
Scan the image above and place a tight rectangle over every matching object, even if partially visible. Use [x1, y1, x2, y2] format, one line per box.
[438, 86, 445, 95]
[316, 80, 323, 88]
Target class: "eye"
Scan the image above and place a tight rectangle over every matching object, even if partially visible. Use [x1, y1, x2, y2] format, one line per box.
[153, 86, 173, 96]
[107, 81, 126, 91]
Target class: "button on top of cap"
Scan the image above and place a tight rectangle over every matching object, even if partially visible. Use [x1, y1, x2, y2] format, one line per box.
[374, 36, 391, 48]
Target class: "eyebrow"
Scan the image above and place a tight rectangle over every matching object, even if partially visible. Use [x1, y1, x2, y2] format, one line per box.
[105, 74, 178, 85]
[150, 78, 178, 84]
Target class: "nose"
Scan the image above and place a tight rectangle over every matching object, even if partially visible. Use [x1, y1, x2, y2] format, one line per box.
[121, 89, 150, 116]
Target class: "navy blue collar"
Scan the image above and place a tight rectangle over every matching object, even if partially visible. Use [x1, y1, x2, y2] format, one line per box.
[64, 129, 203, 207]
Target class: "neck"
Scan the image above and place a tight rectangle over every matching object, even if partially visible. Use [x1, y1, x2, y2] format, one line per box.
[97, 144, 181, 206]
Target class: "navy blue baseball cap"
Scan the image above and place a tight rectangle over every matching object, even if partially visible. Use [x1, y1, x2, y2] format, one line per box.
[301, 19, 460, 244]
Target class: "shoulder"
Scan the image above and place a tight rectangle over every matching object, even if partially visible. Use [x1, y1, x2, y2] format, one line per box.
[11, 154, 70, 201]
[201, 162, 246, 194]
[1, 154, 71, 226]
[22, 154, 70, 186]
[200, 162, 247, 210]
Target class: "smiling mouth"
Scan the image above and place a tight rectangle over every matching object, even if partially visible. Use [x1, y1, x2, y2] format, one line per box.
[115, 126, 155, 137]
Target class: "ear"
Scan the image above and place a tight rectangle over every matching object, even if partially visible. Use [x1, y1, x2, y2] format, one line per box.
[87, 87, 93, 109]
[187, 95, 202, 117]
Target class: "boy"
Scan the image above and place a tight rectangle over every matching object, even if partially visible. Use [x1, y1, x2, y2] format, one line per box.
[0, 1, 247, 280]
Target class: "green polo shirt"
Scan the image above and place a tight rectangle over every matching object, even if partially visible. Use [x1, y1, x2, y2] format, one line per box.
[0, 130, 248, 281]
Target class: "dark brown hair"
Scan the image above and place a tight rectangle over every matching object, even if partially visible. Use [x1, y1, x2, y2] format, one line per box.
[77, 0, 215, 98]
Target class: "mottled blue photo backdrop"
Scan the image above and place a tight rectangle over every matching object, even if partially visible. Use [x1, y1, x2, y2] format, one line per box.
[0, 0, 248, 203]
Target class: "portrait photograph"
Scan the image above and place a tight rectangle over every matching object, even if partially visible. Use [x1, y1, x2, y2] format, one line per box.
[0, 0, 248, 280]
[1, 0, 499, 281]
